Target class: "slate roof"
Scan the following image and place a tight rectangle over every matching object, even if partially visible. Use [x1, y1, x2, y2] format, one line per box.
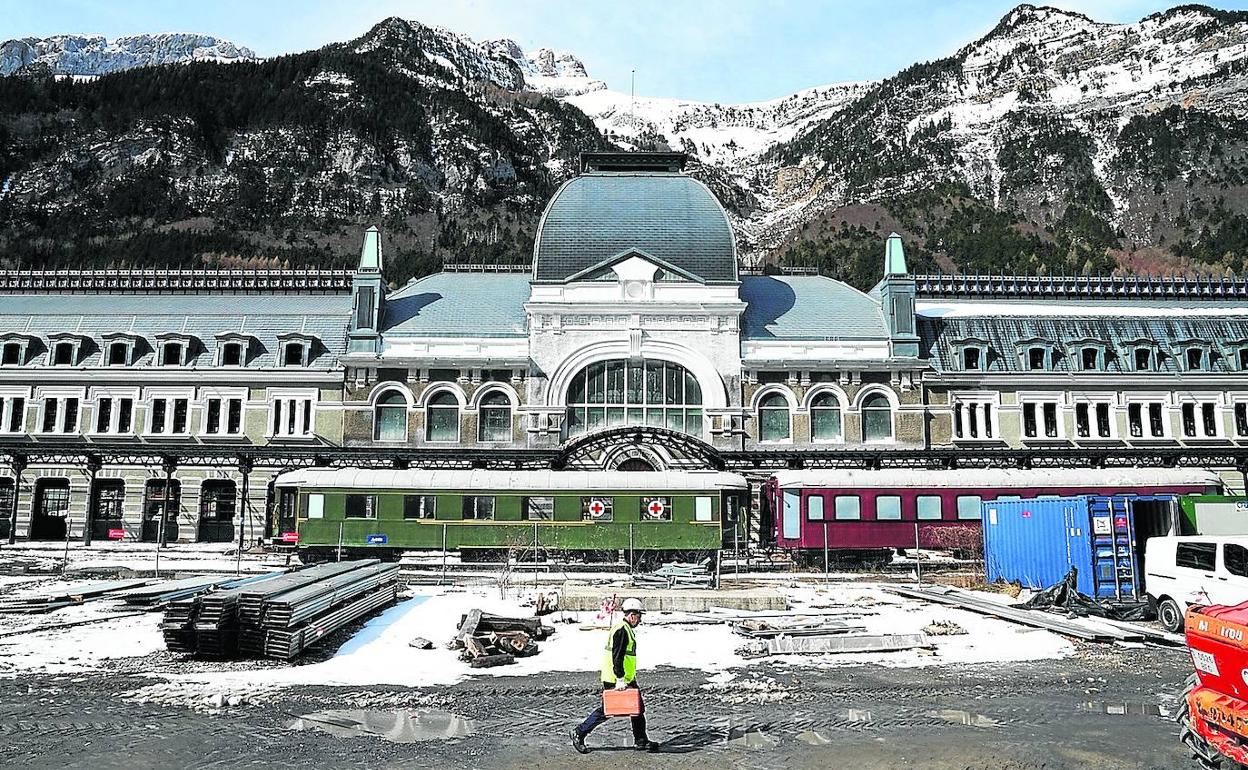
[381, 273, 530, 338]
[919, 309, 1248, 373]
[740, 276, 889, 341]
[0, 293, 351, 369]
[533, 172, 737, 283]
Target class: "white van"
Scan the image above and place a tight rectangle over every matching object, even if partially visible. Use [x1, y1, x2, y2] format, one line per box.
[1145, 535, 1248, 632]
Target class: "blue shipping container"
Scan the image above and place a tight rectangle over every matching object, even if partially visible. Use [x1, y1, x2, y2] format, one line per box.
[981, 495, 1179, 601]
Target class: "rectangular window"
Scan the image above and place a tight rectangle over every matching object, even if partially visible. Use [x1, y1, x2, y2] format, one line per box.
[42, 398, 58, 433]
[118, 398, 132, 433]
[356, 286, 376, 329]
[227, 399, 242, 434]
[107, 342, 128, 366]
[344, 494, 376, 519]
[1176, 542, 1216, 571]
[1128, 404, 1143, 438]
[0, 397, 24, 434]
[96, 398, 113, 433]
[171, 398, 188, 434]
[834, 495, 861, 520]
[151, 399, 168, 434]
[1081, 347, 1099, 370]
[428, 368, 459, 383]
[206, 399, 222, 434]
[642, 496, 672, 522]
[1027, 347, 1047, 371]
[1023, 403, 1037, 438]
[1187, 348, 1206, 371]
[523, 496, 553, 521]
[806, 495, 824, 521]
[404, 495, 436, 520]
[962, 348, 981, 370]
[1043, 403, 1058, 438]
[916, 495, 943, 520]
[1135, 348, 1152, 372]
[62, 398, 78, 433]
[1225, 544, 1248, 578]
[1237, 404, 1248, 438]
[1, 342, 20, 365]
[1149, 403, 1164, 437]
[283, 343, 305, 366]
[463, 496, 495, 520]
[956, 495, 983, 521]
[756, 371, 787, 385]
[53, 341, 74, 366]
[581, 496, 613, 522]
[876, 495, 902, 520]
[1203, 403, 1217, 437]
[161, 343, 183, 366]
[92, 480, 125, 522]
[306, 494, 324, 519]
[1075, 403, 1090, 438]
[271, 398, 312, 437]
[695, 496, 714, 522]
[221, 342, 243, 366]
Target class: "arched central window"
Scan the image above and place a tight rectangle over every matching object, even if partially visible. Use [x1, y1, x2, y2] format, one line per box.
[425, 392, 459, 442]
[811, 393, 842, 441]
[862, 393, 893, 443]
[565, 359, 702, 437]
[374, 391, 408, 442]
[758, 393, 791, 442]
[478, 392, 512, 442]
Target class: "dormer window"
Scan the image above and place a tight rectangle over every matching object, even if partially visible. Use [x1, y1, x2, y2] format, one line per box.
[1186, 347, 1207, 372]
[1134, 348, 1153, 372]
[1028, 347, 1047, 371]
[161, 342, 184, 367]
[1, 342, 21, 366]
[1080, 347, 1101, 371]
[952, 339, 989, 372]
[283, 343, 306, 367]
[1240, 348, 1248, 372]
[107, 341, 131, 366]
[221, 342, 243, 367]
[963, 348, 981, 370]
[52, 342, 75, 366]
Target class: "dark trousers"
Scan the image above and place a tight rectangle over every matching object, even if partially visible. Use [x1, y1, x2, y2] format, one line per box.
[576, 682, 647, 743]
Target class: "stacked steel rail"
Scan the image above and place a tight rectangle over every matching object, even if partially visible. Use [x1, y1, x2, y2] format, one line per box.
[161, 560, 399, 659]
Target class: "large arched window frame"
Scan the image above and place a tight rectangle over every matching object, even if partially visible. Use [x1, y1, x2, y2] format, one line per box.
[373, 390, 409, 442]
[758, 393, 792, 443]
[478, 391, 512, 442]
[860, 391, 894, 443]
[564, 359, 703, 438]
[425, 391, 460, 443]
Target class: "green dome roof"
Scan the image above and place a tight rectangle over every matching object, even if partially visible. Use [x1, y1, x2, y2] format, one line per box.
[532, 172, 737, 283]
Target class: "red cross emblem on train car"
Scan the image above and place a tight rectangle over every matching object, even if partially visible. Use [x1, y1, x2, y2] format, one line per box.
[589, 500, 606, 517]
[648, 500, 665, 517]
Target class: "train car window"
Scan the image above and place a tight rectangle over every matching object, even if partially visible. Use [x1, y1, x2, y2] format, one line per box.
[695, 496, 714, 522]
[834, 496, 861, 520]
[806, 495, 824, 521]
[306, 494, 324, 519]
[403, 495, 435, 520]
[345, 495, 376, 519]
[462, 496, 495, 520]
[524, 496, 554, 521]
[1176, 542, 1217, 571]
[876, 496, 902, 520]
[1224, 544, 1248, 578]
[956, 495, 983, 520]
[916, 495, 943, 520]
[642, 496, 672, 521]
[581, 497, 613, 522]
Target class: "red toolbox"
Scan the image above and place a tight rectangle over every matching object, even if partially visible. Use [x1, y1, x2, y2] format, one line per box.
[602, 689, 641, 717]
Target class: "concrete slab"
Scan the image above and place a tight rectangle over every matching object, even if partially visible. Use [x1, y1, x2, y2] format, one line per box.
[558, 584, 788, 612]
[767, 632, 930, 655]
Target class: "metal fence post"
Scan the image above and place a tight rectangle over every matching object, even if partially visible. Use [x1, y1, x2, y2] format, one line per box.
[441, 522, 448, 585]
[823, 521, 829, 580]
[628, 523, 634, 574]
[336, 522, 344, 562]
[914, 521, 922, 586]
[236, 457, 252, 577]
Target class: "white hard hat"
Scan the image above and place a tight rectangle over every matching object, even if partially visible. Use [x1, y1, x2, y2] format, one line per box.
[621, 598, 644, 614]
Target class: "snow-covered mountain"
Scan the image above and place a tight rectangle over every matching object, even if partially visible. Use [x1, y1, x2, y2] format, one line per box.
[0, 33, 256, 77]
[3, 6, 1248, 285]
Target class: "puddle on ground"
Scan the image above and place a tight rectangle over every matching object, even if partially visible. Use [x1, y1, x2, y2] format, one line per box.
[287, 709, 478, 743]
[1081, 701, 1163, 717]
[797, 730, 834, 745]
[928, 709, 1001, 728]
[728, 729, 779, 748]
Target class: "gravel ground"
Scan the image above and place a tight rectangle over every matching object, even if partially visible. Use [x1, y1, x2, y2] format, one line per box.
[0, 644, 1197, 770]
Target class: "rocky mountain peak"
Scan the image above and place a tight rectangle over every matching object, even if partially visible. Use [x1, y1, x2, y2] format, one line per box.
[0, 32, 255, 77]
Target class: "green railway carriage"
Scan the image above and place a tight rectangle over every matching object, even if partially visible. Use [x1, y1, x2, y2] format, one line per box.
[273, 468, 750, 563]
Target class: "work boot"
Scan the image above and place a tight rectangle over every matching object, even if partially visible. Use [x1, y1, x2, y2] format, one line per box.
[571, 729, 589, 754]
[634, 739, 660, 752]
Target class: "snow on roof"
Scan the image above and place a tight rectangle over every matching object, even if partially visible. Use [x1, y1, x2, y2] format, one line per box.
[275, 468, 749, 492]
[771, 467, 1221, 490]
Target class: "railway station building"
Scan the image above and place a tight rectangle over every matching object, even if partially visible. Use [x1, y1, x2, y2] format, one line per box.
[0, 150, 1246, 543]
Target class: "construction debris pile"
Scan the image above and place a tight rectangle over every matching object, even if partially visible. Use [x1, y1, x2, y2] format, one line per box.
[163, 560, 399, 660]
[729, 612, 931, 657]
[632, 560, 713, 589]
[450, 610, 555, 668]
[889, 584, 1179, 645]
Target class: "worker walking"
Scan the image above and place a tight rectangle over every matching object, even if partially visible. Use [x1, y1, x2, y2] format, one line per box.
[571, 597, 659, 753]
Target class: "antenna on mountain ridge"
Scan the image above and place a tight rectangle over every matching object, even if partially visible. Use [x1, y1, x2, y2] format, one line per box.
[630, 69, 635, 121]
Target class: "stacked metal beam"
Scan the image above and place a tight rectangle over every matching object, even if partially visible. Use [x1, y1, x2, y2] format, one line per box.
[161, 560, 399, 660]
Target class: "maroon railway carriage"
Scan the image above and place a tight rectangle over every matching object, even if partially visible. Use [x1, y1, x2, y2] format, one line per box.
[765, 467, 1223, 554]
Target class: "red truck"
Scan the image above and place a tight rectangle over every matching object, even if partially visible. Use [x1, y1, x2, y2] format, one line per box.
[1179, 603, 1248, 768]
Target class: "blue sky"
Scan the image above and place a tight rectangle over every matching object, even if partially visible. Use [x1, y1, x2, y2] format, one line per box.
[8, 1, 1248, 102]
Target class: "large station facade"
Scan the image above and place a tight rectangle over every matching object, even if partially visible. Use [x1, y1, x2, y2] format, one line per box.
[1, 151, 1246, 542]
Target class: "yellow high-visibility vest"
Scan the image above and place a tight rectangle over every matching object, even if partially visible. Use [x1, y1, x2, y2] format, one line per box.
[600, 620, 637, 684]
